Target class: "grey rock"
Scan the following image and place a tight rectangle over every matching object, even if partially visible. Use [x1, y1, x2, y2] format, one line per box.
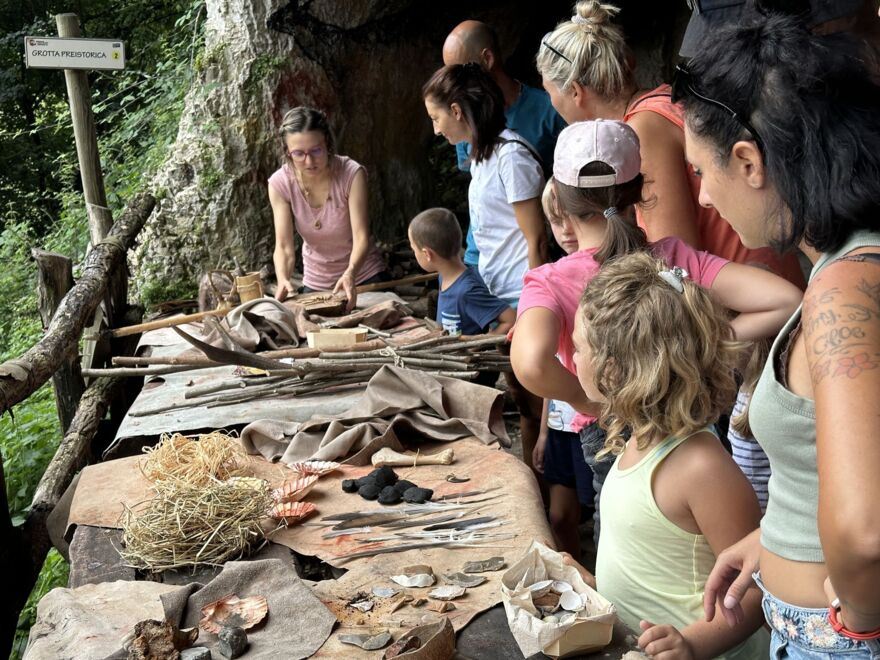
[181, 647, 212, 660]
[339, 631, 392, 650]
[218, 625, 248, 659]
[443, 572, 487, 588]
[463, 556, 505, 573]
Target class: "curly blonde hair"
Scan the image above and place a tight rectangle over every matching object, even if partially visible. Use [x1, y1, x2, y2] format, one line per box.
[577, 252, 742, 457]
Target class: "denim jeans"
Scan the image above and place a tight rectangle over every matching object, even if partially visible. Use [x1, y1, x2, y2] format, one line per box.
[754, 572, 880, 659]
[578, 422, 615, 546]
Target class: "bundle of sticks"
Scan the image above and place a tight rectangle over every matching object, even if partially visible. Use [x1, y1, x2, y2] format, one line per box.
[119, 333, 510, 417]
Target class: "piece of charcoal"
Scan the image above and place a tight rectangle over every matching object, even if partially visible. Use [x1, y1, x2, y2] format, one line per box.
[218, 625, 248, 659]
[378, 485, 402, 505]
[355, 475, 377, 488]
[393, 479, 417, 494]
[402, 487, 433, 504]
[369, 465, 399, 488]
[342, 479, 359, 493]
[358, 483, 381, 500]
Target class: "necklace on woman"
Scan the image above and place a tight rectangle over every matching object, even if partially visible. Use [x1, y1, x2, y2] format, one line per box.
[295, 171, 328, 230]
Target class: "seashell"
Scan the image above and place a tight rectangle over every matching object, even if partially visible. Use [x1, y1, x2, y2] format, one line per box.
[442, 572, 486, 588]
[339, 631, 391, 650]
[559, 612, 577, 625]
[289, 460, 341, 476]
[371, 586, 399, 598]
[224, 476, 268, 492]
[528, 579, 553, 597]
[533, 592, 560, 611]
[270, 500, 316, 525]
[551, 580, 573, 594]
[559, 589, 585, 612]
[390, 573, 435, 588]
[463, 556, 505, 573]
[271, 474, 318, 503]
[542, 615, 559, 624]
[199, 594, 268, 634]
[428, 585, 466, 601]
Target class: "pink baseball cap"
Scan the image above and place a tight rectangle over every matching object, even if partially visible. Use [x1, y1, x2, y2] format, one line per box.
[553, 119, 641, 188]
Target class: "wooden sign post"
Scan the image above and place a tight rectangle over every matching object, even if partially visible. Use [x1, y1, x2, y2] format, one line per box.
[25, 14, 127, 375]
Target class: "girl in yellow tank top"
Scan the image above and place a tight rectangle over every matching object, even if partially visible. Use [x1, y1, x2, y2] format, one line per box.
[571, 252, 769, 659]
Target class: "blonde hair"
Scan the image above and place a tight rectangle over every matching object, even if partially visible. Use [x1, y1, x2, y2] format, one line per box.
[541, 177, 564, 225]
[536, 1, 632, 100]
[577, 252, 742, 457]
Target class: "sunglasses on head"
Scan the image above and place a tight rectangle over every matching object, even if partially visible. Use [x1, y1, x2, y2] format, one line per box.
[671, 63, 765, 154]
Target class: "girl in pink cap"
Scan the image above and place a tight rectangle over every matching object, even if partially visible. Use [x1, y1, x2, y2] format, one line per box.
[510, 119, 802, 544]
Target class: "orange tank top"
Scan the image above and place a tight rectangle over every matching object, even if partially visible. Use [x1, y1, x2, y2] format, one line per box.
[625, 85, 805, 287]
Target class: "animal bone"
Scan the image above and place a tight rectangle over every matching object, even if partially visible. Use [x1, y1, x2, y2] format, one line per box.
[371, 447, 454, 467]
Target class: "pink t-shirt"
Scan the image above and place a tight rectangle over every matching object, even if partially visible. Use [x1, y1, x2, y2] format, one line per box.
[268, 156, 385, 291]
[516, 236, 729, 430]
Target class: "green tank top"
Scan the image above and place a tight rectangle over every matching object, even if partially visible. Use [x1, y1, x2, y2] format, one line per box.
[750, 230, 880, 562]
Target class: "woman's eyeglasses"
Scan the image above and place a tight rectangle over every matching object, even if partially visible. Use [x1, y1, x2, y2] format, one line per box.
[288, 146, 326, 162]
[541, 33, 573, 65]
[671, 63, 765, 153]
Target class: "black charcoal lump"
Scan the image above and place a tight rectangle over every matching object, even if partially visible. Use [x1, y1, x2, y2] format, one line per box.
[402, 487, 433, 504]
[358, 483, 381, 500]
[378, 485, 402, 505]
[341, 479, 359, 493]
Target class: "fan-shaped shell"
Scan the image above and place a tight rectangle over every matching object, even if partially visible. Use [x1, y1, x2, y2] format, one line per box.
[289, 460, 341, 476]
[271, 474, 318, 503]
[528, 579, 553, 597]
[199, 594, 268, 634]
[560, 589, 585, 612]
[270, 500, 317, 525]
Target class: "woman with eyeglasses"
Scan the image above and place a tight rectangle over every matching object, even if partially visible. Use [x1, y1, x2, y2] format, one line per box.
[268, 106, 386, 308]
[678, 14, 880, 660]
[536, 1, 804, 288]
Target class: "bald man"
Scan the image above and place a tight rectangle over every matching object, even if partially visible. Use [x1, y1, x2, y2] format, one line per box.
[442, 20, 566, 268]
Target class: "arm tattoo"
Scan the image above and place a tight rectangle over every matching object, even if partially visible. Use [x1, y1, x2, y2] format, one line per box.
[804, 279, 880, 384]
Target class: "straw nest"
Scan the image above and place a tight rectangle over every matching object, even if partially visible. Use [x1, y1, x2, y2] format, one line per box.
[140, 431, 246, 486]
[122, 430, 268, 571]
[119, 478, 273, 571]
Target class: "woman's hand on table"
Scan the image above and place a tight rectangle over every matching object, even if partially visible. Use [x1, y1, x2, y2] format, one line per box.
[333, 269, 357, 312]
[275, 278, 296, 302]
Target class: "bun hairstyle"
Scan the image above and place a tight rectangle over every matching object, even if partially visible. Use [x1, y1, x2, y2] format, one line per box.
[681, 13, 880, 254]
[554, 162, 649, 264]
[577, 252, 741, 456]
[279, 106, 336, 160]
[536, 1, 633, 100]
[422, 63, 505, 164]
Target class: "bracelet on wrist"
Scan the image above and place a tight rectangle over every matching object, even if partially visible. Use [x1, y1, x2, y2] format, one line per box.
[829, 600, 880, 641]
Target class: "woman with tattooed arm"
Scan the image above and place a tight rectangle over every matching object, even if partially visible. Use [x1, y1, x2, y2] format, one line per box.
[671, 13, 880, 660]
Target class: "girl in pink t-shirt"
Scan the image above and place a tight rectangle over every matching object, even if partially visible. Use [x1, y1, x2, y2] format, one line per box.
[268, 107, 386, 310]
[510, 120, 802, 539]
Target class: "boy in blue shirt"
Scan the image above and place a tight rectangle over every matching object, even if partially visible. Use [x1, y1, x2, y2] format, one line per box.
[408, 208, 515, 337]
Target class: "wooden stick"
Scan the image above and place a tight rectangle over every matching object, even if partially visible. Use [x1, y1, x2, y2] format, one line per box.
[429, 335, 507, 353]
[106, 307, 231, 338]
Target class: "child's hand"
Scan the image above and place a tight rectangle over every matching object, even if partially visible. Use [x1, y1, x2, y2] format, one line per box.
[559, 551, 596, 589]
[638, 620, 695, 659]
[533, 433, 547, 473]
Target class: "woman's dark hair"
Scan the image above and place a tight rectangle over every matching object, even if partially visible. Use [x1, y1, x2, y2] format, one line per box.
[681, 13, 880, 254]
[422, 63, 505, 164]
[279, 106, 336, 156]
[555, 162, 649, 264]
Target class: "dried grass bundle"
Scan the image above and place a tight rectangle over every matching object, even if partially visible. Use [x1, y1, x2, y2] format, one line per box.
[140, 431, 245, 486]
[119, 479, 272, 571]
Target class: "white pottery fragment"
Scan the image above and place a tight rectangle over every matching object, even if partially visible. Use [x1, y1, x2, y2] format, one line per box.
[371, 586, 399, 598]
[428, 585, 466, 601]
[390, 573, 435, 588]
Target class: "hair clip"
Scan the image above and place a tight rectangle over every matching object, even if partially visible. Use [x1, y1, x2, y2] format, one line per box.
[571, 15, 593, 26]
[658, 267, 688, 293]
[603, 206, 618, 219]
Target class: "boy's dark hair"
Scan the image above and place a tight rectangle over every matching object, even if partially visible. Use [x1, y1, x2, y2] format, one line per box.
[681, 13, 880, 254]
[422, 63, 505, 164]
[409, 208, 462, 259]
[555, 161, 650, 264]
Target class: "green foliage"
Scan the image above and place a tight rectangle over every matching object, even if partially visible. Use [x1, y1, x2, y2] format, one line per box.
[11, 549, 69, 657]
[0, 1, 207, 656]
[139, 277, 198, 308]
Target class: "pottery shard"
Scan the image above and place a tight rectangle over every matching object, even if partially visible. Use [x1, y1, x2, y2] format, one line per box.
[339, 631, 392, 650]
[384, 634, 422, 658]
[426, 601, 456, 613]
[427, 585, 466, 601]
[442, 572, 486, 588]
[462, 557, 505, 573]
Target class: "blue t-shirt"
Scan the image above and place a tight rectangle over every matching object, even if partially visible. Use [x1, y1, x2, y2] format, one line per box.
[437, 267, 510, 336]
[459, 82, 566, 266]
